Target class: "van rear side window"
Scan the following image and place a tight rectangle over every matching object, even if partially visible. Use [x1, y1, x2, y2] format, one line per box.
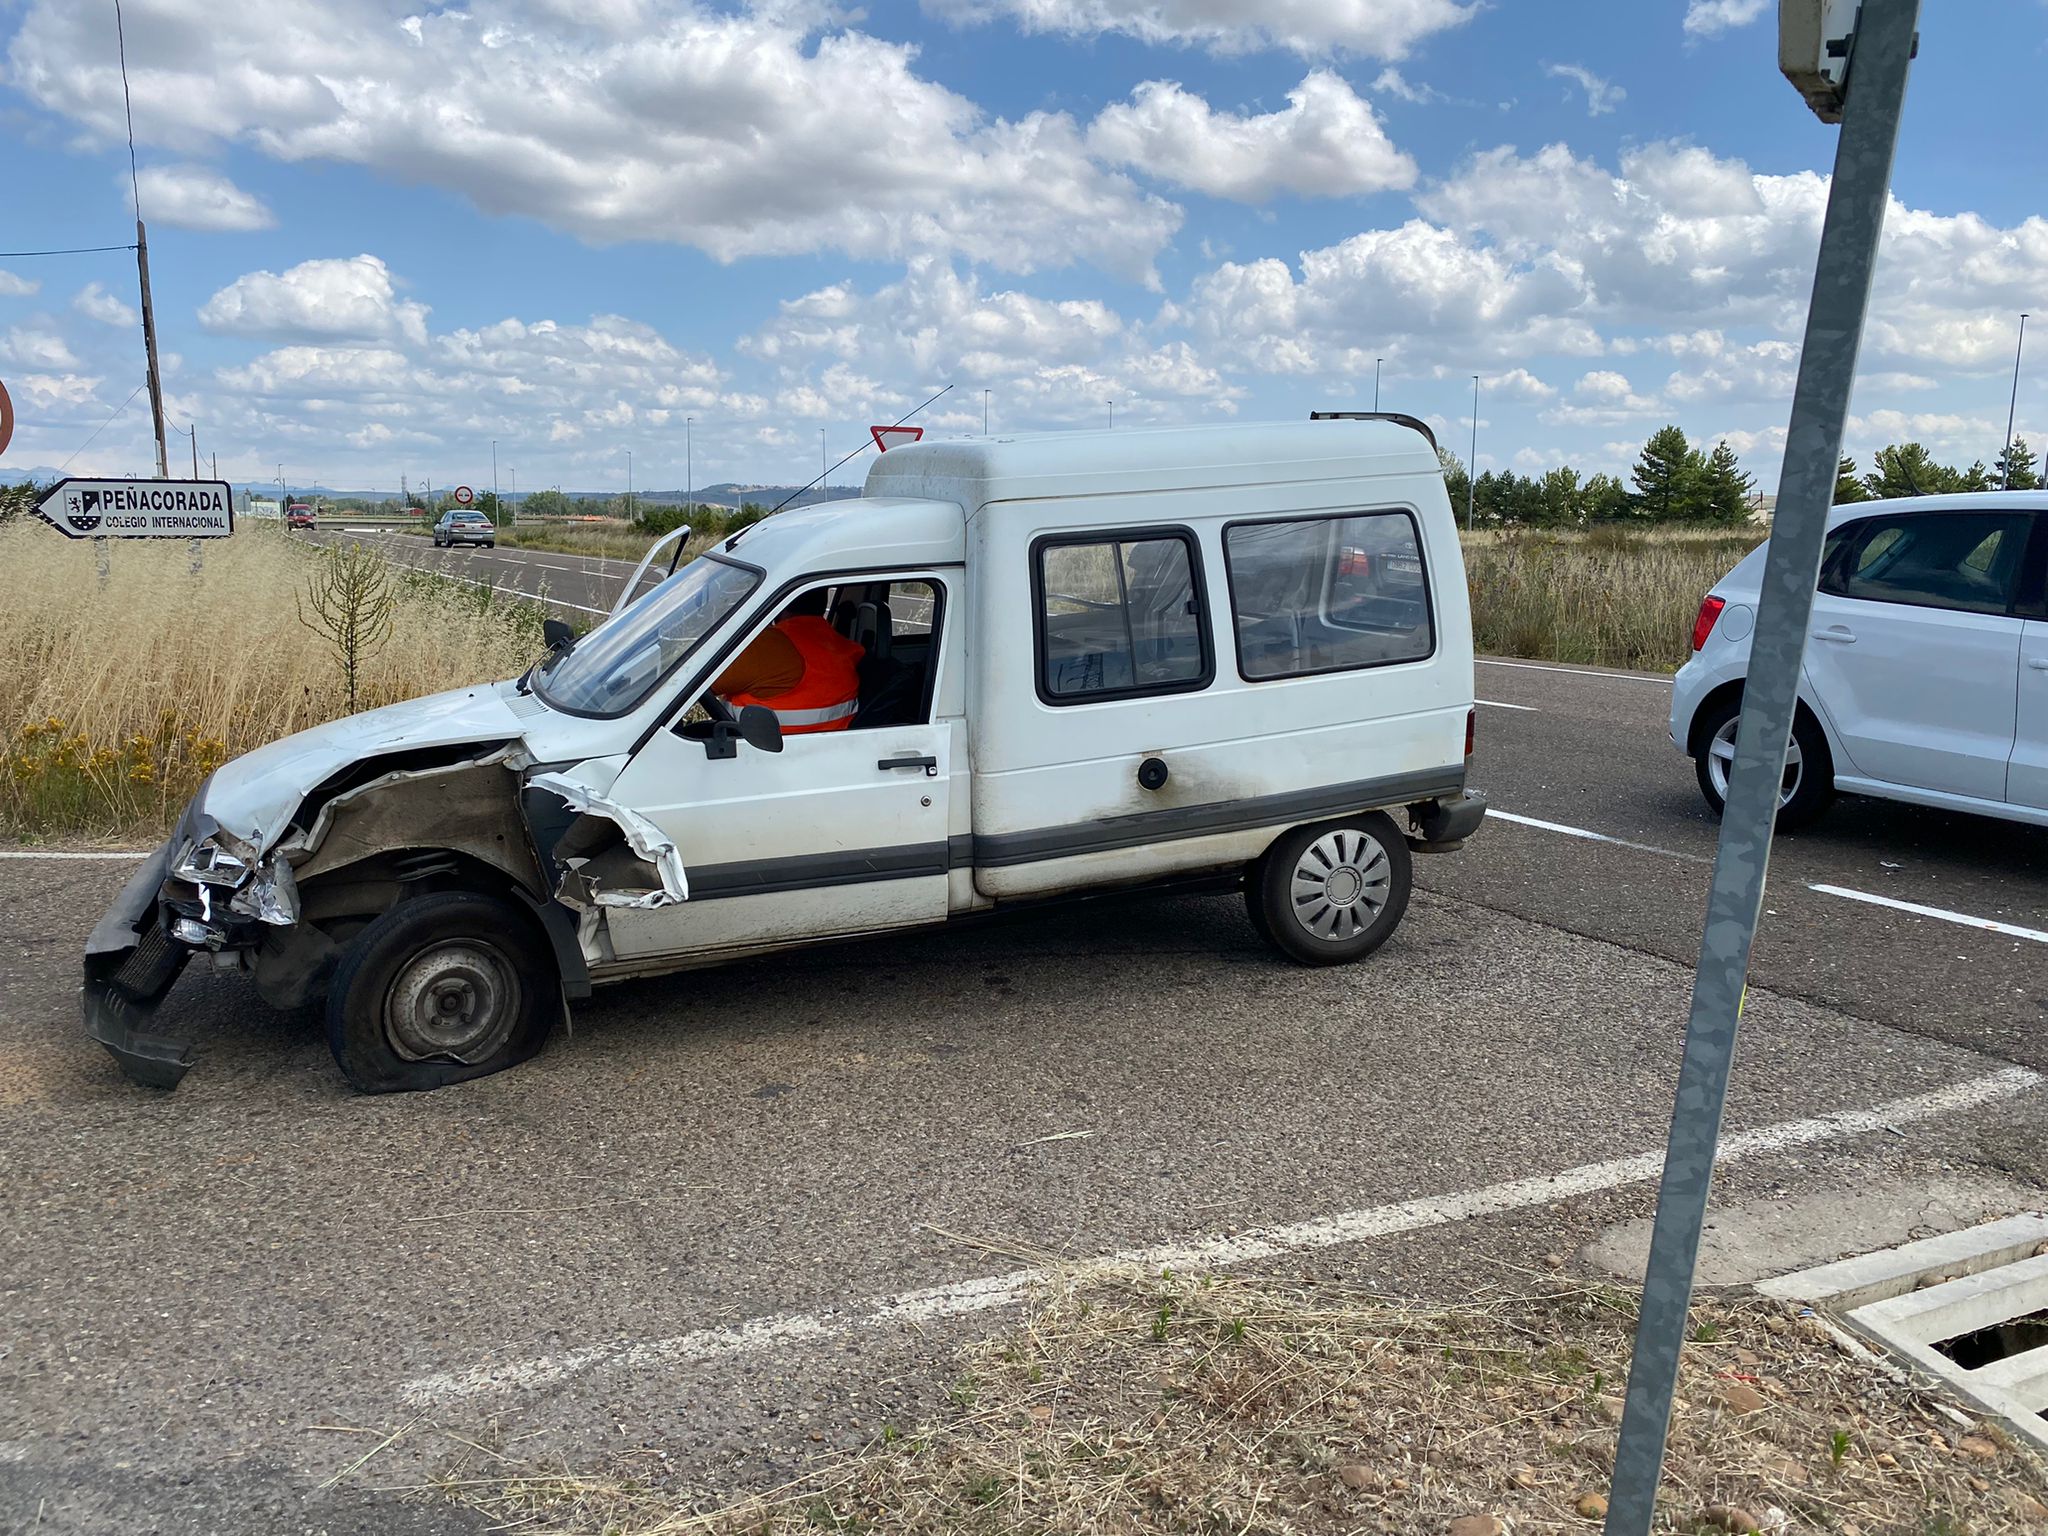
[1034, 530, 1212, 704]
[1224, 511, 1434, 680]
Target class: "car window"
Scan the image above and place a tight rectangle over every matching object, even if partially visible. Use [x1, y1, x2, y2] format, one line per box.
[1822, 511, 2031, 616]
[1035, 531, 1210, 703]
[1224, 511, 1434, 680]
[535, 554, 760, 716]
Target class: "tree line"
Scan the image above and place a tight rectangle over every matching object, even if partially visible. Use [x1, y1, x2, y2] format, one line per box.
[1439, 425, 2042, 527]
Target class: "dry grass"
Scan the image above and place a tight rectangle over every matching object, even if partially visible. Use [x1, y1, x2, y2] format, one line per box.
[420, 1267, 2046, 1535]
[0, 522, 545, 841]
[1463, 526, 1764, 673]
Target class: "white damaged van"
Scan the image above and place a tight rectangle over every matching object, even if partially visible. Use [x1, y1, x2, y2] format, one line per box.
[85, 417, 1485, 1092]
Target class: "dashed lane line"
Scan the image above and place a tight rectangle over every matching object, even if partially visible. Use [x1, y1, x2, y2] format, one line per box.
[1486, 808, 1705, 864]
[1479, 658, 1674, 685]
[396, 1065, 2043, 1405]
[1808, 884, 2048, 945]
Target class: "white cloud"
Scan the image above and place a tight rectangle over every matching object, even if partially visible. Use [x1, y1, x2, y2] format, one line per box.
[134, 163, 276, 231]
[744, 258, 1238, 430]
[1371, 67, 1447, 105]
[1683, 0, 1771, 39]
[9, 1, 1177, 280]
[198, 256, 430, 345]
[0, 270, 40, 298]
[1087, 73, 1416, 202]
[922, 0, 1478, 57]
[1543, 63, 1625, 117]
[0, 325, 79, 370]
[1576, 370, 1635, 401]
[72, 281, 137, 328]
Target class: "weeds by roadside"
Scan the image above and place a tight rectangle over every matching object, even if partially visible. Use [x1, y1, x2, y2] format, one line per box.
[422, 1267, 2046, 1535]
[0, 523, 543, 840]
[1463, 526, 1763, 672]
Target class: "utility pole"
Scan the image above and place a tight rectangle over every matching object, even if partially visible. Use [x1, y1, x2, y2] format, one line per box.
[492, 437, 500, 524]
[686, 416, 693, 512]
[1106, 399, 1114, 428]
[2003, 313, 2030, 488]
[984, 389, 991, 434]
[1466, 376, 1479, 531]
[137, 221, 168, 478]
[1374, 358, 1383, 412]
[820, 429, 826, 489]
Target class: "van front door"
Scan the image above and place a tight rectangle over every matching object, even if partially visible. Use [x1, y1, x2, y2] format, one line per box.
[599, 577, 957, 961]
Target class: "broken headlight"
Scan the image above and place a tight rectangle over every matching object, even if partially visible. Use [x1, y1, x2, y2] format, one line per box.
[173, 838, 252, 889]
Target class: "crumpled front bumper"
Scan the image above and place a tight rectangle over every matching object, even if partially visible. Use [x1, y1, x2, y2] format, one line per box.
[82, 837, 196, 1090]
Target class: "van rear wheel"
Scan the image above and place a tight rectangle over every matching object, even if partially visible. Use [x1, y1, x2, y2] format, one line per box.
[1248, 813, 1411, 966]
[326, 890, 559, 1093]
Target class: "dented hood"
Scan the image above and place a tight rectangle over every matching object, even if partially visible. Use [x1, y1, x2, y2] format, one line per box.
[196, 682, 532, 850]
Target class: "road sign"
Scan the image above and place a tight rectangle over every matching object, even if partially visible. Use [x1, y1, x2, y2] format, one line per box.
[870, 424, 923, 452]
[453, 484, 474, 505]
[0, 376, 13, 458]
[35, 478, 235, 540]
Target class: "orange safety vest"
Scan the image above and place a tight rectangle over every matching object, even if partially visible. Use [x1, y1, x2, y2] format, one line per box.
[726, 616, 864, 733]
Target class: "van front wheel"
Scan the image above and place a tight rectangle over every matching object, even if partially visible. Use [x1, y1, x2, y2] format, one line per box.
[1248, 813, 1411, 966]
[326, 890, 559, 1093]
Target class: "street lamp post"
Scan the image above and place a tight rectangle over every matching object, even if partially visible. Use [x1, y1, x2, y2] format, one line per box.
[626, 449, 634, 522]
[1466, 375, 1479, 531]
[685, 416, 693, 513]
[1374, 358, 1382, 412]
[1106, 399, 1114, 428]
[984, 389, 991, 434]
[2003, 313, 2030, 489]
[491, 438, 499, 523]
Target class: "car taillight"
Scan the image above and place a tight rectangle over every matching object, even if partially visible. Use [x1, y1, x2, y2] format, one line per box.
[1465, 706, 1476, 758]
[1690, 594, 1727, 652]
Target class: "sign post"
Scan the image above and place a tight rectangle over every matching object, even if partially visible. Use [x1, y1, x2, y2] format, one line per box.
[35, 478, 236, 541]
[1603, 3, 1920, 1531]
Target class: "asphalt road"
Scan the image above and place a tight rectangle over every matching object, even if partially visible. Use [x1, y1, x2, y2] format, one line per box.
[4, 538, 2045, 1533]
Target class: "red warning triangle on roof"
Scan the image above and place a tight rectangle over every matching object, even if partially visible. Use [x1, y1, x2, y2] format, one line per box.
[871, 425, 924, 452]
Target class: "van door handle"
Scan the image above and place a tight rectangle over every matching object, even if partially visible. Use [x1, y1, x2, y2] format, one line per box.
[878, 754, 939, 777]
[2029, 657, 2048, 671]
[1811, 626, 1856, 644]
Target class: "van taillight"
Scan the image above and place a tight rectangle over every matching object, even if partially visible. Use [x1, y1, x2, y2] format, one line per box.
[1465, 707, 1476, 758]
[1690, 594, 1727, 652]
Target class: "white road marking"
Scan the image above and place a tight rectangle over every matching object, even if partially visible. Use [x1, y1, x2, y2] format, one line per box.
[0, 849, 147, 860]
[397, 1065, 2041, 1405]
[1479, 658, 1673, 685]
[1488, 808, 1705, 863]
[1808, 884, 2048, 945]
[393, 564, 608, 616]
[1476, 699, 1538, 712]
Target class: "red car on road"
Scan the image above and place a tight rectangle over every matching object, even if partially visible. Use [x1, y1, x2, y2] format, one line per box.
[286, 504, 316, 531]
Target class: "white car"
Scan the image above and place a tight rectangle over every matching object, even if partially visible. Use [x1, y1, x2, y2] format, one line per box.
[85, 418, 1485, 1093]
[1672, 493, 2048, 830]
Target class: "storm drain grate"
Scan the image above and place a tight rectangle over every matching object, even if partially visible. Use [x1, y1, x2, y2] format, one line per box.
[1759, 1213, 2048, 1452]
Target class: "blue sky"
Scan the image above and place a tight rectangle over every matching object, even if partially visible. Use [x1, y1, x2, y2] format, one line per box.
[1, 0, 2043, 497]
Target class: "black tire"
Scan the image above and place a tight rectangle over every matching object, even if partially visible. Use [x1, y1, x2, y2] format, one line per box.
[1247, 812, 1413, 966]
[1692, 695, 1834, 832]
[326, 890, 559, 1093]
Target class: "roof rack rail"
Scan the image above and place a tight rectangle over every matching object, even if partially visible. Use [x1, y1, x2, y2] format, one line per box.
[1308, 411, 1439, 454]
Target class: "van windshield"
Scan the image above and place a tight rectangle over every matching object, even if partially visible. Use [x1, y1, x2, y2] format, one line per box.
[534, 555, 760, 716]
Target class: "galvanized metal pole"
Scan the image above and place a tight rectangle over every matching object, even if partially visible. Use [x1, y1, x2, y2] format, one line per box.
[1465, 375, 1478, 530]
[2003, 313, 2029, 488]
[1602, 4, 1919, 1530]
[1374, 357, 1382, 412]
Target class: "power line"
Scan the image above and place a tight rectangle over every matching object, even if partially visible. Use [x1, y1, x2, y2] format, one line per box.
[60, 383, 148, 472]
[0, 244, 138, 258]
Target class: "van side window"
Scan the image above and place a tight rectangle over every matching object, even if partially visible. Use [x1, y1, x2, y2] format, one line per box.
[1819, 510, 2030, 616]
[1034, 531, 1211, 703]
[1223, 511, 1434, 680]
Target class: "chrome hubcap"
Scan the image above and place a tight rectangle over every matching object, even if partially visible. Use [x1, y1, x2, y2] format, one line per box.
[1707, 715, 1802, 808]
[1290, 827, 1392, 941]
[385, 941, 521, 1063]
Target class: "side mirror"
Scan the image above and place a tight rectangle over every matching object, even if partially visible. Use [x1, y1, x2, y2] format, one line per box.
[543, 617, 576, 653]
[737, 704, 784, 754]
[702, 706, 784, 760]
